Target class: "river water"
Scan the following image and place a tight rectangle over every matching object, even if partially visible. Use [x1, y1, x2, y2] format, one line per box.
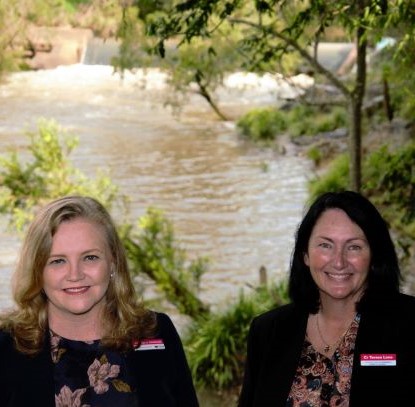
[0, 64, 313, 320]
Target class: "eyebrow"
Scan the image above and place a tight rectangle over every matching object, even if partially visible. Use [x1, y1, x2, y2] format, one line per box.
[48, 248, 104, 257]
[315, 236, 368, 243]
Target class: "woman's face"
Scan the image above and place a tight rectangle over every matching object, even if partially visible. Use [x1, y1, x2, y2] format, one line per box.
[304, 208, 371, 307]
[43, 218, 113, 325]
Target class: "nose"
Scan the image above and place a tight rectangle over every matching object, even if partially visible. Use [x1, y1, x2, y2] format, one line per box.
[332, 247, 346, 269]
[66, 262, 85, 281]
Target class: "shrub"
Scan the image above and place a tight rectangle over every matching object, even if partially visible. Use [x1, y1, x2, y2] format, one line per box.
[0, 118, 118, 230]
[308, 153, 349, 200]
[289, 105, 347, 137]
[185, 281, 289, 390]
[237, 105, 348, 143]
[363, 141, 415, 237]
[306, 146, 323, 165]
[237, 108, 288, 143]
[122, 208, 210, 319]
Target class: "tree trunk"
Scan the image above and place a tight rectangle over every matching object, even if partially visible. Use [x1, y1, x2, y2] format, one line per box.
[349, 97, 363, 192]
[383, 77, 394, 122]
[349, 1, 367, 193]
[195, 75, 229, 121]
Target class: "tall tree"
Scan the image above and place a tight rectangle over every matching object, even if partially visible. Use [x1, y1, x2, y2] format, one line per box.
[134, 0, 402, 192]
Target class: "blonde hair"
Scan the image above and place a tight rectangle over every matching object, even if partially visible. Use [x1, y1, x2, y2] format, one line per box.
[1, 196, 155, 354]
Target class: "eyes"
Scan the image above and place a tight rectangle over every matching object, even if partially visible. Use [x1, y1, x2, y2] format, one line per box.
[318, 241, 364, 251]
[47, 254, 100, 266]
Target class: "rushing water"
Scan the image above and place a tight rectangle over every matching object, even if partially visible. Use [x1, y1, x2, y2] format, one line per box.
[0, 64, 313, 320]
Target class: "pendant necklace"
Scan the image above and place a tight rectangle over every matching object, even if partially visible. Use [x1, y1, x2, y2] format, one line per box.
[316, 313, 355, 354]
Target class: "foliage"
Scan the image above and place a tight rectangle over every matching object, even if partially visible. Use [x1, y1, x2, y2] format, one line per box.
[0, 0, 121, 76]
[139, 0, 415, 191]
[363, 141, 415, 236]
[308, 139, 415, 239]
[308, 153, 349, 200]
[237, 104, 348, 143]
[137, 0, 174, 20]
[185, 281, 289, 390]
[114, 5, 149, 71]
[307, 145, 323, 166]
[0, 0, 33, 76]
[237, 108, 288, 143]
[162, 34, 242, 120]
[0, 118, 118, 231]
[116, 5, 243, 120]
[289, 105, 348, 137]
[122, 208, 210, 319]
[384, 40, 415, 122]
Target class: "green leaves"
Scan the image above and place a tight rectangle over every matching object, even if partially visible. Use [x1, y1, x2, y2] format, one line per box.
[123, 207, 210, 319]
[364, 142, 415, 225]
[185, 283, 288, 389]
[0, 119, 118, 231]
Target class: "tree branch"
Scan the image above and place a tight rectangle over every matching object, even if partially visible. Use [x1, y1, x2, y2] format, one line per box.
[228, 17, 352, 98]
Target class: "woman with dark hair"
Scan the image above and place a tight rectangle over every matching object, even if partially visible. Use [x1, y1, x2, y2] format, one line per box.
[238, 191, 415, 406]
[0, 196, 199, 407]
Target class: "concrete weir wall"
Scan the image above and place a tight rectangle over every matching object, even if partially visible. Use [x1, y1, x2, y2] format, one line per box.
[26, 26, 94, 69]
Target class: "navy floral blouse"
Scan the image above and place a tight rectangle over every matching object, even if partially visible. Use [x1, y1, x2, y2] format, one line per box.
[50, 331, 138, 407]
[286, 314, 360, 407]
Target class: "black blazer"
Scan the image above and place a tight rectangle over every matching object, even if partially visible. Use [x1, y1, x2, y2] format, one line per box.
[238, 293, 415, 406]
[0, 312, 199, 406]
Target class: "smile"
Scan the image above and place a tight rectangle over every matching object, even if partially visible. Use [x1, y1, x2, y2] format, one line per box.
[325, 272, 353, 281]
[63, 287, 89, 294]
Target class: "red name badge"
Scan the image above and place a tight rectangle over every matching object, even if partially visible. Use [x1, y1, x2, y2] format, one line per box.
[133, 338, 165, 351]
[360, 354, 397, 366]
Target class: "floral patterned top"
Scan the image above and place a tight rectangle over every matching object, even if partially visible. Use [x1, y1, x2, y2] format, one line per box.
[286, 314, 360, 407]
[50, 331, 138, 407]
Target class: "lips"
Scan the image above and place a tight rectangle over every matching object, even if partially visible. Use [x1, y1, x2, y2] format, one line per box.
[63, 286, 89, 294]
[325, 272, 353, 281]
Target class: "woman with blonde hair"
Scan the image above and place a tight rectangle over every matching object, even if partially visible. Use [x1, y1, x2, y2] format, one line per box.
[0, 196, 198, 406]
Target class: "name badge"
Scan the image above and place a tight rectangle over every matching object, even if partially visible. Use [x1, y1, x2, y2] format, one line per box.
[132, 338, 166, 351]
[360, 354, 396, 366]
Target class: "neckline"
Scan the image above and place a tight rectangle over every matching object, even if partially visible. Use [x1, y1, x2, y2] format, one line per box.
[306, 313, 360, 358]
[49, 328, 101, 344]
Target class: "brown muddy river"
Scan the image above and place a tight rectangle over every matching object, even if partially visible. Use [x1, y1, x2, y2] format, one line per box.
[0, 65, 313, 319]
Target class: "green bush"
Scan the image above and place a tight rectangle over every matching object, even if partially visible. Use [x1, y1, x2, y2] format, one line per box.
[289, 105, 347, 137]
[185, 281, 289, 390]
[363, 141, 415, 237]
[0, 118, 117, 230]
[306, 141, 415, 239]
[308, 153, 349, 200]
[237, 105, 348, 143]
[237, 108, 288, 143]
[306, 146, 323, 165]
[122, 208, 210, 319]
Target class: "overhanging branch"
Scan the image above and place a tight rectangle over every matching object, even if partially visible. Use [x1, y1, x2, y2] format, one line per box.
[229, 17, 352, 99]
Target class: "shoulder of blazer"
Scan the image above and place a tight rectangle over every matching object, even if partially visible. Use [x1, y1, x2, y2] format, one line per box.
[0, 329, 55, 407]
[251, 303, 306, 331]
[395, 292, 415, 310]
[249, 303, 308, 347]
[154, 312, 175, 334]
[153, 312, 183, 348]
[0, 329, 12, 344]
[360, 292, 415, 320]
